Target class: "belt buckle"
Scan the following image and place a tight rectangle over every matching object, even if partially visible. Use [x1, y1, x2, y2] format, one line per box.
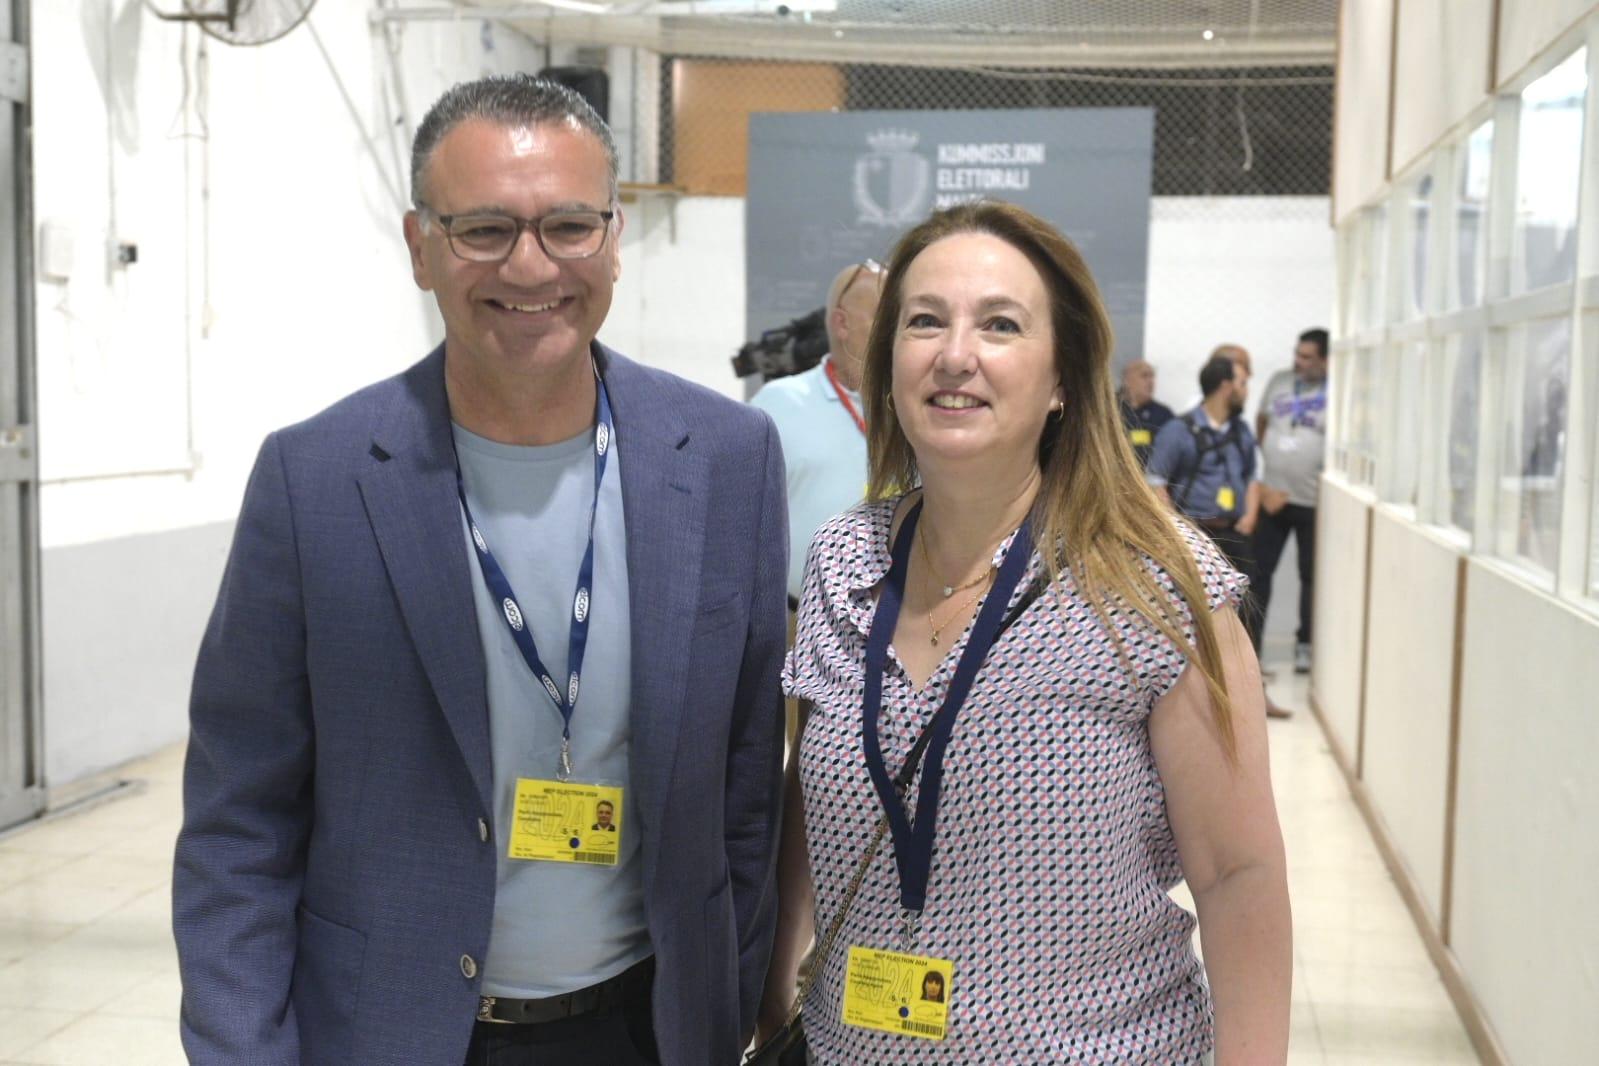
[477, 996, 510, 1024]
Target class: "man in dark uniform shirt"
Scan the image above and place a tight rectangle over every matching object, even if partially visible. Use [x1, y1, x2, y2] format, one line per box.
[1118, 359, 1174, 467]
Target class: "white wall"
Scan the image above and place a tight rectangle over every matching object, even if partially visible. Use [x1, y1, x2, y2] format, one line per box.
[1312, 476, 1370, 763]
[1333, 0, 1395, 223]
[1143, 197, 1334, 423]
[1326, 5, 1599, 1061]
[1452, 561, 1599, 1064]
[1391, 0, 1494, 175]
[1360, 508, 1460, 922]
[608, 193, 745, 399]
[1497, 0, 1598, 88]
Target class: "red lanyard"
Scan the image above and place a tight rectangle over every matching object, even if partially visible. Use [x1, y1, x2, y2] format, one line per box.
[824, 359, 867, 436]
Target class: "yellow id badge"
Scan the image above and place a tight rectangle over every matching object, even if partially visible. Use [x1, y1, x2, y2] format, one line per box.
[507, 778, 623, 866]
[1130, 428, 1153, 447]
[841, 946, 953, 1041]
[1216, 486, 1237, 511]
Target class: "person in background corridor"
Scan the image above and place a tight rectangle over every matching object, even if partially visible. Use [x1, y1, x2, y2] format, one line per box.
[1118, 357, 1175, 468]
[1253, 328, 1329, 676]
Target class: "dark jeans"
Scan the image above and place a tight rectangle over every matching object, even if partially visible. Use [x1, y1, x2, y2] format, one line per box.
[1206, 523, 1263, 652]
[463, 971, 660, 1066]
[1252, 503, 1316, 645]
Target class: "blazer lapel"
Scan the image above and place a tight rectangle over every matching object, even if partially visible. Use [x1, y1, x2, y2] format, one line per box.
[605, 349, 711, 857]
[357, 348, 493, 816]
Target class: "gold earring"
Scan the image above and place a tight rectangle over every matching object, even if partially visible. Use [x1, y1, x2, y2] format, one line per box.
[1049, 400, 1065, 422]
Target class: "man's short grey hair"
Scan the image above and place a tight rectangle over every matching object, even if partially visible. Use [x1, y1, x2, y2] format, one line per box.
[410, 74, 619, 207]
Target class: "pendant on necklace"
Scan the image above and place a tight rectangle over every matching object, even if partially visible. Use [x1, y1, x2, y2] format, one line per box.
[930, 634, 940, 646]
[940, 585, 954, 598]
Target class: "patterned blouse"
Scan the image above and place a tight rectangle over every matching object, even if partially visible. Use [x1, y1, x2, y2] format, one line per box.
[784, 496, 1245, 1064]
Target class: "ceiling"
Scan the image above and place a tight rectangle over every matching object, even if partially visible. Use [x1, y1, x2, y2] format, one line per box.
[384, 1, 1339, 68]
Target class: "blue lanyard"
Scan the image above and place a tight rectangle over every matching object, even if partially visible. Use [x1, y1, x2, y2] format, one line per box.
[861, 500, 1034, 920]
[455, 375, 615, 781]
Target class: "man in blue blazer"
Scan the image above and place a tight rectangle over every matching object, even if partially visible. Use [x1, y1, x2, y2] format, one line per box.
[172, 76, 787, 1066]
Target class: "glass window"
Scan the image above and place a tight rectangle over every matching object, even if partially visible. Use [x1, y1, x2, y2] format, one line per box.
[1454, 122, 1492, 309]
[1336, 224, 1360, 337]
[1446, 332, 1482, 532]
[1347, 346, 1379, 486]
[1496, 317, 1571, 573]
[1588, 317, 1599, 601]
[1591, 472, 1599, 598]
[1363, 206, 1390, 330]
[1407, 173, 1433, 319]
[1348, 206, 1390, 334]
[1513, 49, 1586, 294]
[1386, 342, 1426, 504]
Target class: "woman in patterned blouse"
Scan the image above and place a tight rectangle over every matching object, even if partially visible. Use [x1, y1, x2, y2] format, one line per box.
[756, 201, 1291, 1064]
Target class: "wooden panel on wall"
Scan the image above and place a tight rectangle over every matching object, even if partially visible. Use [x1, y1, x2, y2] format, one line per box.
[1452, 560, 1599, 1064]
[1359, 510, 1462, 922]
[1390, 0, 1495, 174]
[1497, 0, 1597, 89]
[1310, 479, 1371, 761]
[670, 60, 845, 196]
[1333, 0, 1397, 222]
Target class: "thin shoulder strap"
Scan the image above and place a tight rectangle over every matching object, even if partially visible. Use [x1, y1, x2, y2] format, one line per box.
[1173, 413, 1217, 512]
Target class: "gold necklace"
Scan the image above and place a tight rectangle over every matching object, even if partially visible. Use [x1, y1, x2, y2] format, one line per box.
[927, 577, 991, 647]
[918, 523, 994, 598]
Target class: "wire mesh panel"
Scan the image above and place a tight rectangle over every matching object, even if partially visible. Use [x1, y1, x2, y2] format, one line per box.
[659, 59, 1332, 198]
[535, 0, 1339, 68]
[489, 0, 1337, 198]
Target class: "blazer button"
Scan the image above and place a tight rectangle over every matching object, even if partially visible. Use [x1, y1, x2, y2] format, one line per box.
[460, 954, 478, 980]
[478, 818, 490, 843]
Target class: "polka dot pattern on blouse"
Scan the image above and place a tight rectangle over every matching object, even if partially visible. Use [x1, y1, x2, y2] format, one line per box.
[784, 496, 1247, 1065]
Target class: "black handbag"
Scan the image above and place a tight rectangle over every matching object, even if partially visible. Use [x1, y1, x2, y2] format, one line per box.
[743, 815, 890, 1066]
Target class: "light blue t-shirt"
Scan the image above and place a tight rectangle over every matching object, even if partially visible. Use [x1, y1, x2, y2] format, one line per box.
[453, 422, 650, 997]
[749, 356, 869, 601]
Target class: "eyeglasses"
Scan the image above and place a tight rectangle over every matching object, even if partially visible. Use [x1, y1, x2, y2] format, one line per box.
[419, 205, 615, 262]
[836, 258, 884, 304]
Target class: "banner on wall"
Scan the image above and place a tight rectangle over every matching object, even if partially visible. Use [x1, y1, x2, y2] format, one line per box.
[746, 108, 1155, 366]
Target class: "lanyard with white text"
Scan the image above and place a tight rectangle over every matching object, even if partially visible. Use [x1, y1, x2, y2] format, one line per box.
[861, 500, 1033, 945]
[1288, 379, 1326, 428]
[455, 376, 615, 781]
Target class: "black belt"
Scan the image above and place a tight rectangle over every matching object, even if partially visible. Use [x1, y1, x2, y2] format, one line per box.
[1194, 515, 1237, 531]
[476, 956, 654, 1025]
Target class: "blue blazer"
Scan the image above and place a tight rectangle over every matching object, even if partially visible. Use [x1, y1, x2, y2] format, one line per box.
[173, 345, 788, 1065]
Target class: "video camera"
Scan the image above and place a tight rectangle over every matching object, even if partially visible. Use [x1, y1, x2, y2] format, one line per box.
[731, 308, 829, 383]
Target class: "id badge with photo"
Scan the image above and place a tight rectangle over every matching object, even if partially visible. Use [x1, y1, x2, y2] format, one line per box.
[507, 778, 623, 866]
[841, 945, 953, 1041]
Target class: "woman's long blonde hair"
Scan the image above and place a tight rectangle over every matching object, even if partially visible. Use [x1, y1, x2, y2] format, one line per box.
[861, 201, 1237, 756]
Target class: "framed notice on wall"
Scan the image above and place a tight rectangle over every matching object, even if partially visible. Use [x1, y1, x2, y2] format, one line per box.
[747, 108, 1154, 365]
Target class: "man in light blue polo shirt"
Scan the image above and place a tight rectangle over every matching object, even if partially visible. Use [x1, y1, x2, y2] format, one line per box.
[751, 259, 883, 605]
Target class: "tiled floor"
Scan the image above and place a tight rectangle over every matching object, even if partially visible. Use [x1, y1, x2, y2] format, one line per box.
[0, 668, 1480, 1064]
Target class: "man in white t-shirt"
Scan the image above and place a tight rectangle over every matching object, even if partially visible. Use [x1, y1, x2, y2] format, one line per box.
[1253, 328, 1329, 675]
